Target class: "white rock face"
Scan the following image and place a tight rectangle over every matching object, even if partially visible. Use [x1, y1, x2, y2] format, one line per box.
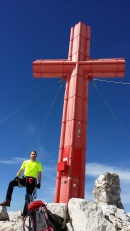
[46, 202, 67, 228]
[0, 200, 130, 231]
[93, 172, 124, 209]
[68, 198, 116, 231]
[0, 173, 130, 231]
[46, 202, 67, 220]
[100, 204, 130, 230]
[0, 209, 23, 231]
[0, 207, 9, 221]
[0, 203, 67, 231]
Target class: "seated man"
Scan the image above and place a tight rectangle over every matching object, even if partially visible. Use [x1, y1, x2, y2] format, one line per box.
[0, 150, 42, 207]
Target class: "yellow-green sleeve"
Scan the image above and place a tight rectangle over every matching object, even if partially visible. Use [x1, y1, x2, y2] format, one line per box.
[21, 160, 26, 170]
[38, 162, 42, 171]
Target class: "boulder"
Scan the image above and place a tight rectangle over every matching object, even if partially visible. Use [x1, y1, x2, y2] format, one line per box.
[0, 209, 22, 231]
[0, 172, 130, 230]
[46, 202, 67, 228]
[0, 206, 9, 221]
[93, 172, 124, 209]
[68, 198, 116, 231]
[100, 204, 130, 230]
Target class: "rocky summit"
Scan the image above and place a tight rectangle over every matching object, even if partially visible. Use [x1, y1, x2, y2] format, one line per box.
[0, 172, 130, 231]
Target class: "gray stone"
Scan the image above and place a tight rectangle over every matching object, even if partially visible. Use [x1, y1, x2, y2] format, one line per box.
[46, 202, 67, 228]
[100, 204, 130, 230]
[93, 172, 124, 209]
[46, 203, 67, 218]
[0, 173, 130, 231]
[68, 198, 116, 231]
[0, 206, 9, 221]
[66, 222, 74, 231]
[0, 212, 23, 230]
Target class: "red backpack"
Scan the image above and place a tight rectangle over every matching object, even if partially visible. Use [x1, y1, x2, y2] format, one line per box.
[24, 200, 55, 231]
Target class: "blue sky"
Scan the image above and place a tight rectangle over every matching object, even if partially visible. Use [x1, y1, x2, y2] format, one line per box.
[0, 0, 130, 213]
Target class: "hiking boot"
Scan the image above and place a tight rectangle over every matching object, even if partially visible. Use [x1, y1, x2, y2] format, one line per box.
[0, 198, 10, 207]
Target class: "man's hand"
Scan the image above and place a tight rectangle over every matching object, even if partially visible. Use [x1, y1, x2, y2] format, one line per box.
[36, 183, 41, 189]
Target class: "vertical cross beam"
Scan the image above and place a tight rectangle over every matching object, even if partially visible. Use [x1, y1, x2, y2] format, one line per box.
[55, 23, 90, 203]
[33, 22, 125, 203]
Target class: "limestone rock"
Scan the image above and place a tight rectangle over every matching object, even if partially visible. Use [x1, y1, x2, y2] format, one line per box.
[93, 172, 124, 209]
[46, 203, 67, 219]
[100, 204, 130, 230]
[0, 173, 129, 231]
[0, 209, 23, 231]
[66, 222, 74, 231]
[8, 210, 22, 222]
[46, 202, 67, 228]
[68, 198, 116, 231]
[0, 206, 9, 221]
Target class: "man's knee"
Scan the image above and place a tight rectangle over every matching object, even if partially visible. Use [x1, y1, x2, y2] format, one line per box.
[9, 179, 18, 187]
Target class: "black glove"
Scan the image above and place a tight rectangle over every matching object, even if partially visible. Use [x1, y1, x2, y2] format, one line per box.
[14, 176, 20, 181]
[36, 183, 41, 189]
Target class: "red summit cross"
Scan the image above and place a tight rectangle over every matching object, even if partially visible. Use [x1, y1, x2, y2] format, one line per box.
[33, 22, 125, 203]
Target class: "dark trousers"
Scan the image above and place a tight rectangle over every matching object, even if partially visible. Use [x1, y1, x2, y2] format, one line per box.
[6, 177, 36, 201]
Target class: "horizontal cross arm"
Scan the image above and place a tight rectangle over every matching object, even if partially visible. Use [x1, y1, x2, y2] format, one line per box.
[80, 58, 125, 78]
[33, 58, 125, 79]
[33, 59, 76, 78]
